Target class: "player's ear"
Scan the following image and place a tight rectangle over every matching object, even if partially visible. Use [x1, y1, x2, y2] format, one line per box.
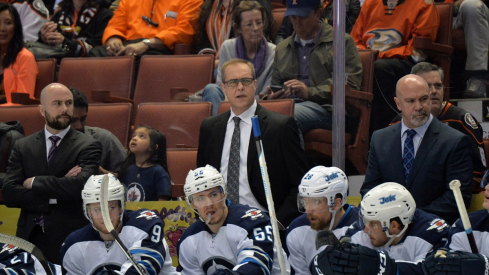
[333, 197, 342, 211]
[389, 220, 402, 234]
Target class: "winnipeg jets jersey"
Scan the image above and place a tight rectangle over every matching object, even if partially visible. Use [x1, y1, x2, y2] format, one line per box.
[177, 202, 287, 275]
[286, 204, 359, 275]
[448, 209, 489, 257]
[347, 209, 449, 263]
[61, 209, 178, 275]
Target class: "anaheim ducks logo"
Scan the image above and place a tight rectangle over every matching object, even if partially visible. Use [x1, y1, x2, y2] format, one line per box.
[366, 29, 404, 52]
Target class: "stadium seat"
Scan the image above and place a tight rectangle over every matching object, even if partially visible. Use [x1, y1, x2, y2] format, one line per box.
[133, 102, 212, 148]
[132, 55, 214, 107]
[167, 148, 198, 198]
[58, 56, 136, 103]
[303, 49, 375, 175]
[413, 2, 454, 100]
[0, 105, 45, 136]
[271, 8, 286, 41]
[217, 99, 295, 116]
[86, 103, 132, 146]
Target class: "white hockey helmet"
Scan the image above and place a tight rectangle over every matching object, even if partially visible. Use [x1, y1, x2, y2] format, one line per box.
[360, 182, 416, 237]
[82, 173, 125, 224]
[184, 165, 226, 208]
[298, 166, 348, 213]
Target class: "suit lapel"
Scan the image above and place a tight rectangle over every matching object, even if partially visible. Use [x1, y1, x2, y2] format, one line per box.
[247, 105, 268, 177]
[35, 131, 49, 173]
[215, 112, 230, 166]
[389, 124, 405, 185]
[406, 119, 440, 188]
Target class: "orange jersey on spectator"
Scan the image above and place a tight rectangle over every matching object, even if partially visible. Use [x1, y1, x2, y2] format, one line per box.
[3, 48, 38, 105]
[102, 0, 202, 50]
[350, 0, 439, 59]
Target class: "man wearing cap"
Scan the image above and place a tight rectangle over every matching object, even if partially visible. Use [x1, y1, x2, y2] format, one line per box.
[267, 0, 362, 135]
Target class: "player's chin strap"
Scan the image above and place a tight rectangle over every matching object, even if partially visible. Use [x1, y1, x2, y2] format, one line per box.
[328, 209, 337, 231]
[384, 224, 409, 247]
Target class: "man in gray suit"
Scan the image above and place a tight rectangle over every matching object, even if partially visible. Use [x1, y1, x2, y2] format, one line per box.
[3, 83, 102, 264]
[361, 74, 472, 224]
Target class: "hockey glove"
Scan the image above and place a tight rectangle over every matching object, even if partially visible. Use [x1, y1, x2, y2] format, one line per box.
[423, 249, 489, 275]
[311, 242, 398, 275]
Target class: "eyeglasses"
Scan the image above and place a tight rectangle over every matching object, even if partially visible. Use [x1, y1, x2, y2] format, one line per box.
[224, 78, 255, 87]
[297, 196, 328, 213]
[241, 21, 264, 29]
[428, 83, 443, 90]
[189, 190, 225, 208]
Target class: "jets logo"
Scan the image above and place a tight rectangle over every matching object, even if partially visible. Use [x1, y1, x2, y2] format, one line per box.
[366, 29, 403, 52]
[90, 263, 122, 275]
[427, 218, 448, 232]
[136, 210, 158, 220]
[127, 182, 145, 202]
[202, 257, 235, 275]
[241, 209, 264, 220]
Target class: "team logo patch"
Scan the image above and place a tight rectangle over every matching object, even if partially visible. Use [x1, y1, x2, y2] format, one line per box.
[366, 29, 403, 52]
[0, 243, 17, 254]
[465, 113, 478, 129]
[136, 210, 158, 220]
[202, 257, 235, 275]
[241, 209, 264, 220]
[427, 218, 448, 232]
[127, 182, 145, 202]
[33, 0, 49, 18]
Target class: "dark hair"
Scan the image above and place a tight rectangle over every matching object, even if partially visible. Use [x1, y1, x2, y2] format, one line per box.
[0, 3, 24, 68]
[390, 217, 405, 231]
[119, 125, 170, 179]
[410, 62, 445, 82]
[232, 1, 268, 34]
[56, 0, 98, 15]
[69, 87, 89, 111]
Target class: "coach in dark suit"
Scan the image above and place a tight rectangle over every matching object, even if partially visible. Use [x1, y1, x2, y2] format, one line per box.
[361, 74, 472, 224]
[197, 59, 308, 228]
[3, 83, 102, 264]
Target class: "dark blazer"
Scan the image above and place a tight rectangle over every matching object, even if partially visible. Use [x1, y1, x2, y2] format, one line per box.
[3, 126, 102, 264]
[361, 117, 473, 224]
[197, 104, 308, 227]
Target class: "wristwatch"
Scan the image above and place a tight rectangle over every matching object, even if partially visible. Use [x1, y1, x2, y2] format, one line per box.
[142, 39, 151, 49]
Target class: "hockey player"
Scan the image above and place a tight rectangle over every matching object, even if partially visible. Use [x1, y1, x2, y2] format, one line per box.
[60, 173, 178, 275]
[177, 165, 287, 275]
[286, 166, 359, 275]
[0, 241, 62, 275]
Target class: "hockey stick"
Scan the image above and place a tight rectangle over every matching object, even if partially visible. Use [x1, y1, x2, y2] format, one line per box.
[0, 233, 54, 275]
[251, 116, 287, 275]
[100, 175, 147, 275]
[449, 179, 479, 253]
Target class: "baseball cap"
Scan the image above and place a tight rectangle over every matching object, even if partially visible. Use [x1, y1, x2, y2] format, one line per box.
[284, 0, 322, 17]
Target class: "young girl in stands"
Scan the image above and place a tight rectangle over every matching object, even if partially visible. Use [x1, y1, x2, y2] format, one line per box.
[119, 125, 171, 201]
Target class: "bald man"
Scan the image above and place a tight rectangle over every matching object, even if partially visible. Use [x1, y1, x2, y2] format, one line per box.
[360, 75, 473, 224]
[3, 83, 102, 264]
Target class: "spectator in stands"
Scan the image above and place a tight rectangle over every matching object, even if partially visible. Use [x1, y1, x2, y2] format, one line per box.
[38, 0, 113, 57]
[201, 0, 275, 116]
[349, 0, 439, 135]
[391, 62, 486, 192]
[0, 120, 24, 186]
[1, 0, 48, 41]
[0, 3, 37, 105]
[118, 125, 171, 201]
[197, 58, 308, 229]
[70, 88, 126, 175]
[451, 0, 489, 98]
[89, 0, 202, 57]
[361, 74, 472, 224]
[194, 0, 271, 57]
[268, 0, 362, 135]
[3, 83, 102, 264]
[274, 0, 361, 44]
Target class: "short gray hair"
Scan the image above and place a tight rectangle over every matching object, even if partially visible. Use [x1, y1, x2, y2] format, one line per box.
[410, 62, 444, 82]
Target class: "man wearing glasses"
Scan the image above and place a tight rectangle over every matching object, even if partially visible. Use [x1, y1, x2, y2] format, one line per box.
[197, 58, 308, 232]
[391, 62, 486, 193]
[177, 165, 288, 274]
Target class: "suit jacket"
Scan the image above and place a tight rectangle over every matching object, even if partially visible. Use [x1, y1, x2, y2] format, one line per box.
[3, 126, 102, 264]
[197, 104, 308, 227]
[361, 118, 473, 224]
